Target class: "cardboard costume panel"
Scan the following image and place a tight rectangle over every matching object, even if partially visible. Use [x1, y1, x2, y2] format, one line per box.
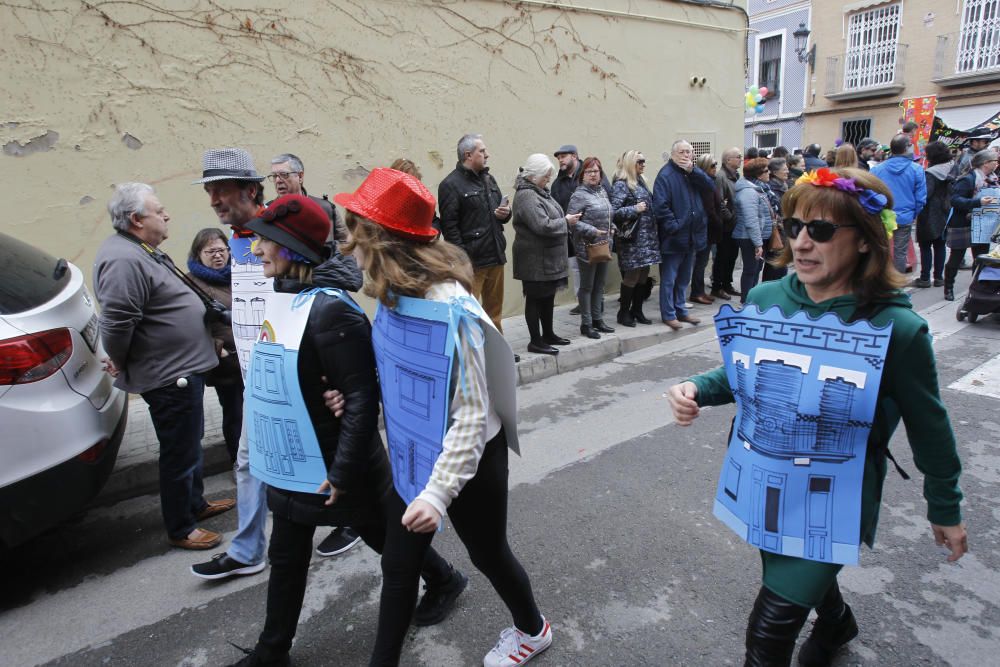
[372, 294, 519, 505]
[229, 235, 274, 377]
[711, 304, 893, 565]
[971, 187, 1000, 245]
[246, 288, 361, 494]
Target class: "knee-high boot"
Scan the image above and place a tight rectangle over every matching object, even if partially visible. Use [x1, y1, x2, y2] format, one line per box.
[796, 582, 858, 666]
[630, 283, 652, 324]
[617, 285, 636, 327]
[744, 586, 810, 667]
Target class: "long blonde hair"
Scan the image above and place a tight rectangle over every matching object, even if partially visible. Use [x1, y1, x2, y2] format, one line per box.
[613, 150, 643, 191]
[341, 211, 473, 307]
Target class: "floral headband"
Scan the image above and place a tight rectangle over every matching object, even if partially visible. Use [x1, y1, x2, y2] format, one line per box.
[795, 168, 897, 239]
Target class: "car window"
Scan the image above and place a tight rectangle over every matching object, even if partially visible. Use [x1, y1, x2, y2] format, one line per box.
[0, 232, 71, 315]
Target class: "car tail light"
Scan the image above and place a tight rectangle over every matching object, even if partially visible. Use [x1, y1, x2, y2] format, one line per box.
[0, 328, 73, 385]
[77, 438, 109, 463]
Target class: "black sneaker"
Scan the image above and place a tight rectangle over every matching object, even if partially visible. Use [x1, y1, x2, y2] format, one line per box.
[569, 306, 581, 315]
[316, 527, 362, 557]
[413, 568, 468, 626]
[191, 553, 267, 580]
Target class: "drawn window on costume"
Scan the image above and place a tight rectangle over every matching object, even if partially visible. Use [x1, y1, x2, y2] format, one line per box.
[725, 460, 742, 501]
[751, 466, 786, 552]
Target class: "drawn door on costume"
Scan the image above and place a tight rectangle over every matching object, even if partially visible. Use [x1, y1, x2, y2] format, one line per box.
[971, 187, 1000, 245]
[246, 289, 359, 493]
[712, 304, 892, 566]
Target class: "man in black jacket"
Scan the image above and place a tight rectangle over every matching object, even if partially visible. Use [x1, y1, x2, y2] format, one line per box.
[803, 143, 827, 171]
[268, 153, 348, 245]
[438, 133, 511, 331]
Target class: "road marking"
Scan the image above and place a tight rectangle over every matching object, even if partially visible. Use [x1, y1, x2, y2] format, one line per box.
[948, 352, 1000, 399]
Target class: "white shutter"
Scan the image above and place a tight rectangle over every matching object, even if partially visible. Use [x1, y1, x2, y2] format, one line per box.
[844, 3, 901, 90]
[957, 0, 1000, 74]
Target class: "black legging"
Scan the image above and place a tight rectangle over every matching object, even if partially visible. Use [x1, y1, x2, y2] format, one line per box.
[523, 294, 556, 343]
[944, 242, 989, 289]
[371, 429, 542, 665]
[711, 235, 739, 291]
[254, 491, 453, 663]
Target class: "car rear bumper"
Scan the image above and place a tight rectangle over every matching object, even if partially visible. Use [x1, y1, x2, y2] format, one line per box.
[0, 395, 128, 549]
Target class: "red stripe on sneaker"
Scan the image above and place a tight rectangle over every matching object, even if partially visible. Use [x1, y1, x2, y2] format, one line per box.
[520, 644, 535, 654]
[507, 654, 522, 664]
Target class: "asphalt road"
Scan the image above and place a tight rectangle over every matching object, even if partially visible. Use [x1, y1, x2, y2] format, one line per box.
[2, 286, 998, 667]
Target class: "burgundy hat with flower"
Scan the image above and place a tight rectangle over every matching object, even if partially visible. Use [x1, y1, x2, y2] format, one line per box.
[334, 168, 439, 242]
[244, 194, 330, 264]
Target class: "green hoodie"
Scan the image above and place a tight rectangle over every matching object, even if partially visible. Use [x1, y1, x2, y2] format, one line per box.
[691, 274, 963, 547]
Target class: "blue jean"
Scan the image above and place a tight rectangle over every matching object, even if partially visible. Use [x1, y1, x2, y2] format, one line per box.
[658, 251, 695, 321]
[738, 238, 763, 303]
[141, 374, 208, 540]
[228, 417, 269, 565]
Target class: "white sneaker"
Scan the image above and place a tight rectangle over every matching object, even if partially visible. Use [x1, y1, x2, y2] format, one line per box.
[483, 617, 552, 667]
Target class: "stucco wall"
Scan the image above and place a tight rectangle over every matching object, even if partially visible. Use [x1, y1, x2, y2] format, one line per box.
[1, 0, 748, 317]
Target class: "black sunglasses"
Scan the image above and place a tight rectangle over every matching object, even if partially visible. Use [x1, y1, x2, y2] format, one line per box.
[636, 159, 646, 165]
[782, 217, 857, 243]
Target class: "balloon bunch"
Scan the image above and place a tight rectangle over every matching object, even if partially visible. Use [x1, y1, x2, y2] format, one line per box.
[745, 86, 768, 114]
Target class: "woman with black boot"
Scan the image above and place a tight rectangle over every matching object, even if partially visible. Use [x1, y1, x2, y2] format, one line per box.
[667, 167, 967, 666]
[943, 149, 998, 300]
[610, 150, 659, 326]
[228, 195, 464, 667]
[511, 153, 581, 355]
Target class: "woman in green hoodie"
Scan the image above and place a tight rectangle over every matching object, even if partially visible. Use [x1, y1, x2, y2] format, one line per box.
[667, 167, 967, 667]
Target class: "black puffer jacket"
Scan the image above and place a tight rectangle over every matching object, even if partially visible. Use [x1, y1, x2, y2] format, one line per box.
[266, 255, 392, 527]
[438, 163, 509, 268]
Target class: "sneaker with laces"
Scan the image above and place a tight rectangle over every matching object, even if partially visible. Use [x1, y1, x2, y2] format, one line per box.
[191, 553, 267, 580]
[414, 568, 468, 626]
[483, 618, 552, 667]
[315, 527, 362, 557]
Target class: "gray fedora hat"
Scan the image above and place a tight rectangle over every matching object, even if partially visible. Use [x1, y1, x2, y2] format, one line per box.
[193, 147, 265, 184]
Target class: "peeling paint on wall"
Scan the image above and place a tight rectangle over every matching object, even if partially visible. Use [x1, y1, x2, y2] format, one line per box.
[79, 196, 95, 205]
[2, 130, 60, 157]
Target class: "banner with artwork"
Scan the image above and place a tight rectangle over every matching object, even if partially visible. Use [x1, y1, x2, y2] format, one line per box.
[711, 304, 893, 566]
[931, 110, 1000, 149]
[900, 96, 937, 158]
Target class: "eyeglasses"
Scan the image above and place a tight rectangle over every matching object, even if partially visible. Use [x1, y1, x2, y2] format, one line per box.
[711, 162, 718, 168]
[636, 159, 646, 165]
[783, 217, 858, 243]
[201, 248, 229, 256]
[583, 169, 601, 175]
[267, 171, 299, 181]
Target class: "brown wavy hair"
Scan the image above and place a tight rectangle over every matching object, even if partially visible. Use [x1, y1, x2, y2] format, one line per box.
[775, 167, 905, 305]
[341, 211, 473, 307]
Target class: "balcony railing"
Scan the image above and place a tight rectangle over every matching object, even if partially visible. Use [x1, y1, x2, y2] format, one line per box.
[825, 44, 907, 101]
[933, 31, 1000, 86]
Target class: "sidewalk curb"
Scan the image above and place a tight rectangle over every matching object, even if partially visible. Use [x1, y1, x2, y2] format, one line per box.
[93, 298, 707, 507]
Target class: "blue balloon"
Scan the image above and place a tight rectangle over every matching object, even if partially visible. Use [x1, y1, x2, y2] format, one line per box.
[756, 104, 765, 113]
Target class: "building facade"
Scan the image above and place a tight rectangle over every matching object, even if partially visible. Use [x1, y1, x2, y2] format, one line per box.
[745, 0, 812, 150]
[802, 0, 1000, 149]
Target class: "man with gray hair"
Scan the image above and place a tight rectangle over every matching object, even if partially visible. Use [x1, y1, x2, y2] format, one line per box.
[93, 182, 232, 550]
[438, 133, 512, 331]
[652, 140, 715, 329]
[268, 152, 348, 244]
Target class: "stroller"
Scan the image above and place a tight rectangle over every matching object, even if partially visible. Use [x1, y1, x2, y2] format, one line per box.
[957, 254, 1000, 324]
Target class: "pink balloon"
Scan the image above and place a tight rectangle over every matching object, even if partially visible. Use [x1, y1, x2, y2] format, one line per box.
[759, 86, 769, 97]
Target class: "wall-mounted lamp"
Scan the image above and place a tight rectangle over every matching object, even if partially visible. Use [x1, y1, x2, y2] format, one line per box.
[793, 22, 816, 72]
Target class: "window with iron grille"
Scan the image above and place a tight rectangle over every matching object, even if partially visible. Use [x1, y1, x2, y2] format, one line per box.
[755, 130, 779, 149]
[841, 118, 872, 147]
[758, 35, 782, 98]
[844, 3, 901, 90]
[957, 0, 1000, 73]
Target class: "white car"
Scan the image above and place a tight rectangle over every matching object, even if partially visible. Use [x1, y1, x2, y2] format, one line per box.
[0, 231, 128, 549]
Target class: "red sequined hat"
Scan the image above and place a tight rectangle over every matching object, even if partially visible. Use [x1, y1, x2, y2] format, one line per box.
[334, 168, 439, 242]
